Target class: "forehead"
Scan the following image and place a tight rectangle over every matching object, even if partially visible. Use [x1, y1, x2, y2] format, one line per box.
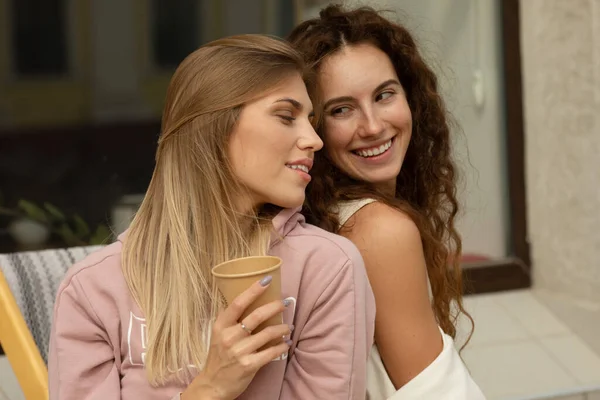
[318, 43, 399, 96]
[252, 72, 312, 108]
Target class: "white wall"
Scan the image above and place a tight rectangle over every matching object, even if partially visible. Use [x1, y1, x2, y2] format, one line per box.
[521, 0, 600, 302]
[303, 0, 509, 259]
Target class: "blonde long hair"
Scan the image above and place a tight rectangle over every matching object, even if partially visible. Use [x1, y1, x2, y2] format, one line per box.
[121, 35, 307, 384]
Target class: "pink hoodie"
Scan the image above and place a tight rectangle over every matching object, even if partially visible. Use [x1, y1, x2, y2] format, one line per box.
[48, 208, 376, 400]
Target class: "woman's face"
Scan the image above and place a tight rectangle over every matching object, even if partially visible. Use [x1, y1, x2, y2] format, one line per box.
[318, 43, 412, 192]
[229, 72, 323, 211]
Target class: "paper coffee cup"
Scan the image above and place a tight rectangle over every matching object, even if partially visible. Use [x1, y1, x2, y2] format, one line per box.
[212, 256, 283, 338]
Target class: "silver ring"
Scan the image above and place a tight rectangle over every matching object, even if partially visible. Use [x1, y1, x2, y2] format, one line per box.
[240, 322, 252, 335]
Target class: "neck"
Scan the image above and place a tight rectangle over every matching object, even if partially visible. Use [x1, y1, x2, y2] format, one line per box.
[376, 179, 396, 197]
[229, 194, 260, 233]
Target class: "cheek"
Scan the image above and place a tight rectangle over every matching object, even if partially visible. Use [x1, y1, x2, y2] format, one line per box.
[227, 139, 243, 171]
[228, 138, 265, 183]
[323, 133, 348, 167]
[324, 121, 354, 154]
[392, 100, 412, 130]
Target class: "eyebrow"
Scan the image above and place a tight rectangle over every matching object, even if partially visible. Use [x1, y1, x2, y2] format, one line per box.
[322, 79, 402, 111]
[275, 98, 314, 116]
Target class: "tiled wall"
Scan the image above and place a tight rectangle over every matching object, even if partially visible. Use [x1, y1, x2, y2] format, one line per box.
[520, 0, 600, 302]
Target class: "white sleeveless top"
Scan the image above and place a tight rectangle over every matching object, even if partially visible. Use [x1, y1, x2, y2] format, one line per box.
[336, 199, 486, 400]
[337, 199, 377, 229]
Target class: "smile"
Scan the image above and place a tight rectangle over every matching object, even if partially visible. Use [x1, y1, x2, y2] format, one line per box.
[286, 164, 310, 173]
[353, 138, 393, 158]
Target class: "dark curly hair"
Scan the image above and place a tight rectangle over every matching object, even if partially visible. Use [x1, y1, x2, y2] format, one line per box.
[288, 4, 472, 340]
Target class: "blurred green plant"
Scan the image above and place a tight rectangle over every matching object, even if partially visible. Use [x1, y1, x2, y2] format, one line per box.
[0, 193, 110, 246]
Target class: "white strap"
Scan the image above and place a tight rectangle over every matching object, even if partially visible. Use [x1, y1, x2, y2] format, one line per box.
[337, 199, 377, 227]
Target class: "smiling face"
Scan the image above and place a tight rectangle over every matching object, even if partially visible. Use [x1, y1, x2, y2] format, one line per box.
[318, 43, 412, 192]
[228, 72, 323, 211]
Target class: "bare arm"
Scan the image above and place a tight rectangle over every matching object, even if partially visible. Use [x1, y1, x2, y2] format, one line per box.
[341, 202, 442, 389]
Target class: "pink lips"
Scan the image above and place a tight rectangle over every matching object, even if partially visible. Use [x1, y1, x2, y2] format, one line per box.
[286, 158, 313, 182]
[286, 158, 314, 171]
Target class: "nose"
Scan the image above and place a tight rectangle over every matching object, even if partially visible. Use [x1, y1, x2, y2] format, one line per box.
[298, 123, 324, 152]
[358, 107, 384, 138]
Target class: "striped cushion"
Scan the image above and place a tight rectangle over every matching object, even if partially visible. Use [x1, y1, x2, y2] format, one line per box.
[0, 246, 103, 364]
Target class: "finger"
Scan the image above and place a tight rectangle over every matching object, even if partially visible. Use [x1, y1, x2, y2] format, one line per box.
[231, 323, 292, 356]
[218, 319, 257, 350]
[243, 341, 292, 371]
[218, 275, 273, 326]
[240, 299, 289, 332]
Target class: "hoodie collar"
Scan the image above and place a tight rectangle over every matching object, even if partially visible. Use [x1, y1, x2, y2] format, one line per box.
[270, 206, 303, 247]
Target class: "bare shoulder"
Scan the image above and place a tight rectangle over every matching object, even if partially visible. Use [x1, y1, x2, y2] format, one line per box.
[343, 201, 423, 256]
[340, 201, 429, 297]
[342, 202, 441, 387]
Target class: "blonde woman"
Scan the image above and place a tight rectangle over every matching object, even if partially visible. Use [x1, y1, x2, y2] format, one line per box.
[48, 35, 375, 400]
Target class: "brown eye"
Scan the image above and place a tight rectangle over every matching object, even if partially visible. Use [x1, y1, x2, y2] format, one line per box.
[376, 91, 394, 102]
[331, 106, 350, 116]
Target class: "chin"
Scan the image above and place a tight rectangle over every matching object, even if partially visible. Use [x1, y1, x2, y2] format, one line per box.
[376, 165, 402, 183]
[354, 168, 400, 185]
[270, 194, 305, 209]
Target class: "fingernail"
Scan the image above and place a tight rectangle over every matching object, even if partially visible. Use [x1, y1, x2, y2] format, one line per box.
[289, 324, 295, 332]
[283, 299, 292, 307]
[259, 275, 272, 287]
[285, 339, 293, 346]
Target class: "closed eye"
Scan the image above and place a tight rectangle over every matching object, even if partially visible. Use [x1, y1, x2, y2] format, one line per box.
[278, 115, 295, 125]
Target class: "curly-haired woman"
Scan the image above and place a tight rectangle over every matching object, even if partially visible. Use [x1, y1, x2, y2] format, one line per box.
[289, 5, 485, 399]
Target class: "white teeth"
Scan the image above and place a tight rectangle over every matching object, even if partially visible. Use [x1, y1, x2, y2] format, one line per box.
[356, 139, 392, 158]
[287, 164, 309, 173]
